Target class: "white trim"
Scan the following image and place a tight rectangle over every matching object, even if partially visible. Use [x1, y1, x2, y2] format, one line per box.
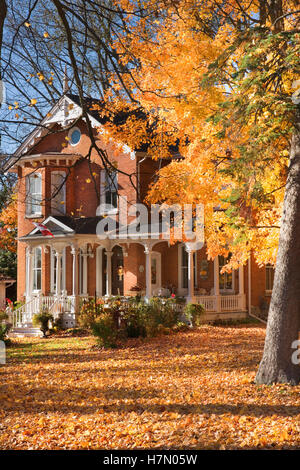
[13, 95, 101, 160]
[29, 216, 74, 235]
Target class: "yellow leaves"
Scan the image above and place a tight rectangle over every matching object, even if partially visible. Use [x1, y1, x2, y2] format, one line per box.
[37, 72, 45, 81]
[43, 32, 49, 38]
[24, 22, 31, 28]
[30, 98, 37, 106]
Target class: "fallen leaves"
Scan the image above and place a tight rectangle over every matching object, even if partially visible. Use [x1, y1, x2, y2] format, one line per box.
[0, 325, 300, 449]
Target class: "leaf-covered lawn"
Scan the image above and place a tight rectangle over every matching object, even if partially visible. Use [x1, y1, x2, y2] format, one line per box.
[1, 324, 300, 450]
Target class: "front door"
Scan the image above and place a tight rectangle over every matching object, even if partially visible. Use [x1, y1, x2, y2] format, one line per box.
[111, 245, 124, 296]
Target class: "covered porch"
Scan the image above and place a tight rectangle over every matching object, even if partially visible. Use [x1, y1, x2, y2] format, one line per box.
[11, 216, 247, 330]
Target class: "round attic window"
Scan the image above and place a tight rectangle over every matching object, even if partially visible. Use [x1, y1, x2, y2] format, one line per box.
[69, 127, 81, 146]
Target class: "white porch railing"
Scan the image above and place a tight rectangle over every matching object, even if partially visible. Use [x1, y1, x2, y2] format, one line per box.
[8, 294, 78, 327]
[194, 294, 246, 312]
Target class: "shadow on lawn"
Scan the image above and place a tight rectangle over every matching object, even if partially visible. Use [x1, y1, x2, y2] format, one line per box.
[1, 385, 300, 417]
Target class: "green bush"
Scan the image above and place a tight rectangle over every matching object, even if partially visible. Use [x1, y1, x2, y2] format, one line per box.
[122, 298, 180, 338]
[183, 302, 205, 326]
[91, 312, 118, 348]
[32, 308, 53, 337]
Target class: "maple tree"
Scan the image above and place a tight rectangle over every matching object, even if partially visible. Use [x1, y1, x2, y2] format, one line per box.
[99, 0, 300, 385]
[0, 1, 299, 385]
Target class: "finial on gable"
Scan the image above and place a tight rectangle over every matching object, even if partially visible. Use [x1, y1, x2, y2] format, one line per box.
[63, 65, 69, 94]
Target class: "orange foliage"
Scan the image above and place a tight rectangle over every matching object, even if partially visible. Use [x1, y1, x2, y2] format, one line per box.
[0, 198, 17, 253]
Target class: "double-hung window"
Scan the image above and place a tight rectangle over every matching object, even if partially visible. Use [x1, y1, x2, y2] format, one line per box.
[51, 171, 66, 215]
[219, 255, 234, 292]
[33, 247, 42, 292]
[266, 264, 275, 293]
[100, 169, 118, 214]
[26, 173, 42, 216]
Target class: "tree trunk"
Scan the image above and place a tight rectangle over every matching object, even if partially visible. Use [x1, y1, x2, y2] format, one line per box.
[256, 118, 300, 385]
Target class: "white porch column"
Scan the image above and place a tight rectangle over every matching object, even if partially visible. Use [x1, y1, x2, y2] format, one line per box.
[214, 256, 221, 312]
[71, 246, 79, 297]
[239, 264, 246, 309]
[96, 246, 104, 297]
[144, 245, 152, 300]
[186, 248, 195, 303]
[81, 246, 89, 296]
[26, 247, 34, 300]
[105, 250, 113, 297]
[55, 251, 62, 296]
[239, 264, 244, 295]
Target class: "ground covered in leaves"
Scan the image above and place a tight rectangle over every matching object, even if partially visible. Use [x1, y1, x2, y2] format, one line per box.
[1, 324, 300, 450]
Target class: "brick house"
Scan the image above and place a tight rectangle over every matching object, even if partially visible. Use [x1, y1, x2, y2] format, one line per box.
[6, 93, 274, 332]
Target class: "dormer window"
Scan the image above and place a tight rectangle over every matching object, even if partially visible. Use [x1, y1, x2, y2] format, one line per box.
[26, 173, 42, 216]
[69, 127, 81, 146]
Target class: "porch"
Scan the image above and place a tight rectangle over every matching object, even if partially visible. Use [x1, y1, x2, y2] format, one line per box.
[12, 216, 247, 332]
[8, 291, 247, 331]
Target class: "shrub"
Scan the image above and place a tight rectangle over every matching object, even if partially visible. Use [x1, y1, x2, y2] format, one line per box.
[32, 308, 53, 337]
[77, 297, 105, 328]
[91, 312, 118, 348]
[122, 303, 148, 338]
[0, 311, 8, 322]
[0, 323, 11, 344]
[183, 302, 205, 327]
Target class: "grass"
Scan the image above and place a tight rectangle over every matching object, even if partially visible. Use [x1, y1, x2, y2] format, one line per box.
[1, 323, 300, 450]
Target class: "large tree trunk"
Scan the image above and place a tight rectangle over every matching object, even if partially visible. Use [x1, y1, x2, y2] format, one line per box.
[256, 117, 300, 385]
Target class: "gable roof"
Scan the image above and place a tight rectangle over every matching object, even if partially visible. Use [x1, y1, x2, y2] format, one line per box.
[19, 215, 106, 240]
[5, 92, 181, 172]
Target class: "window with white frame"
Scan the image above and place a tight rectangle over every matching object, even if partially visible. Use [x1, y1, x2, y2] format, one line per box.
[266, 264, 275, 292]
[26, 173, 42, 216]
[50, 248, 66, 293]
[100, 169, 118, 213]
[51, 171, 66, 215]
[219, 255, 234, 292]
[179, 245, 197, 290]
[33, 247, 42, 291]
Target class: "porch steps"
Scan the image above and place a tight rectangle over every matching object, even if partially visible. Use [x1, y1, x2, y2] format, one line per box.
[9, 324, 43, 338]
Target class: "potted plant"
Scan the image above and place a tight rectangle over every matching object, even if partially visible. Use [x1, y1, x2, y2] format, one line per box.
[32, 307, 53, 338]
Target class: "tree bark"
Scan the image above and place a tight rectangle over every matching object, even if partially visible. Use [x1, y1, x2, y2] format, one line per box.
[256, 113, 300, 385]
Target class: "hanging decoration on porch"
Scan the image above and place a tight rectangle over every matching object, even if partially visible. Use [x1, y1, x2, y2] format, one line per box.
[32, 222, 54, 237]
[117, 266, 124, 281]
[199, 260, 209, 280]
